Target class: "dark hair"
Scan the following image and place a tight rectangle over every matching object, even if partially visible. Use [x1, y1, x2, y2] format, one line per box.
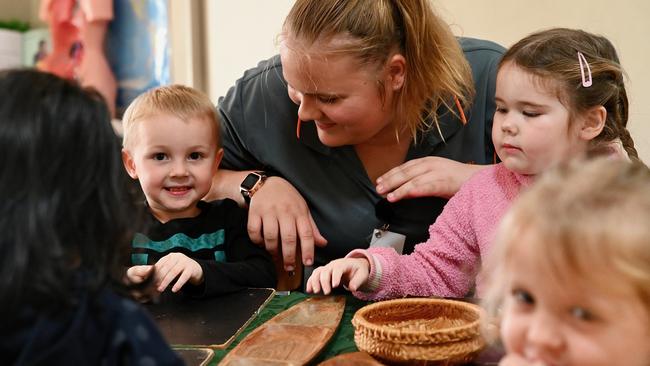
[500, 28, 638, 160]
[0, 69, 138, 316]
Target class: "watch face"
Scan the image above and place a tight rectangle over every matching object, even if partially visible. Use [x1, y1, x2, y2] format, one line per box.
[241, 173, 261, 190]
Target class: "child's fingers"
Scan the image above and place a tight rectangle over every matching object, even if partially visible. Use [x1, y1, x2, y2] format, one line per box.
[156, 269, 178, 292]
[348, 268, 369, 292]
[155, 258, 183, 292]
[126, 265, 153, 284]
[308, 268, 323, 294]
[305, 272, 314, 294]
[172, 269, 192, 293]
[319, 266, 333, 295]
[178, 258, 203, 292]
[310, 268, 322, 293]
[331, 265, 344, 289]
[128, 265, 152, 278]
[155, 253, 174, 268]
[154, 253, 191, 290]
[305, 275, 315, 293]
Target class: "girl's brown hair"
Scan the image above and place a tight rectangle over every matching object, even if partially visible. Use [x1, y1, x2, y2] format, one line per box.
[500, 28, 638, 160]
[282, 0, 474, 139]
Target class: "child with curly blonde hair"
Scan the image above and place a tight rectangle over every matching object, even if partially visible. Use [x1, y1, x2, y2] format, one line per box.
[483, 158, 650, 366]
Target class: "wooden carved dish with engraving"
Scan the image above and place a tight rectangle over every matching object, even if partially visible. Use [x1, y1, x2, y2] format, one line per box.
[220, 296, 346, 366]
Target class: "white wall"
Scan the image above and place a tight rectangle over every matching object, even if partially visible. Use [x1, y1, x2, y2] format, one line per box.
[205, 0, 294, 101]
[207, 0, 650, 162]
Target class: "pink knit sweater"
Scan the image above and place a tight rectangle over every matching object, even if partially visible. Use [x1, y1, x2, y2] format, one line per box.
[348, 163, 533, 300]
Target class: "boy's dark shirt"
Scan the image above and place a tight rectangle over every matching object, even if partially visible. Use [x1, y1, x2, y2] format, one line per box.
[131, 199, 276, 297]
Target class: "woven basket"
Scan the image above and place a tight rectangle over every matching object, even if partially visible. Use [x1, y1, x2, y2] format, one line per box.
[352, 298, 485, 364]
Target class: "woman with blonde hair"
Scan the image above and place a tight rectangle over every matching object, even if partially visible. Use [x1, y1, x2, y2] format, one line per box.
[208, 0, 504, 278]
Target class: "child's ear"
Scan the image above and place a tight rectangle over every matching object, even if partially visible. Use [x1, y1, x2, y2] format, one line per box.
[122, 149, 138, 179]
[579, 105, 607, 141]
[386, 53, 406, 91]
[214, 148, 224, 170]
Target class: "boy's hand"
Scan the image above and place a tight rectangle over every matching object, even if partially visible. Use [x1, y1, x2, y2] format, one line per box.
[125, 265, 158, 303]
[126, 265, 154, 284]
[153, 253, 204, 293]
[306, 258, 371, 295]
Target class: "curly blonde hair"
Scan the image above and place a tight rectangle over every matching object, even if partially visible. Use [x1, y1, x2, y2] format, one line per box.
[483, 158, 650, 326]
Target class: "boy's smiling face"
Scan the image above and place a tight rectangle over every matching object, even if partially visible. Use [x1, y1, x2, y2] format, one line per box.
[122, 113, 222, 223]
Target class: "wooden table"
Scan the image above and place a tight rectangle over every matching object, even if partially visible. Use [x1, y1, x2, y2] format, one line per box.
[204, 292, 504, 365]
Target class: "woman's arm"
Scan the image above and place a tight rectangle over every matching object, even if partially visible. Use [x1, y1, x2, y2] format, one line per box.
[206, 170, 327, 270]
[205, 169, 250, 205]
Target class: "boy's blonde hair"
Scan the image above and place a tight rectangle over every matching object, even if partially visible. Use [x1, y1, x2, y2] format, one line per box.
[282, 0, 474, 140]
[483, 158, 650, 321]
[121, 84, 220, 149]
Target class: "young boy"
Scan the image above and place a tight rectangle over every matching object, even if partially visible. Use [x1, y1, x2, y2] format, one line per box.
[121, 85, 276, 298]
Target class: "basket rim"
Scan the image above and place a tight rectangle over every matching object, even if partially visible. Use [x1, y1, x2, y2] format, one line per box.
[352, 298, 483, 339]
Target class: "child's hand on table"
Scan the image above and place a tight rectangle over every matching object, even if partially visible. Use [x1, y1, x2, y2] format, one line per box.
[152, 252, 204, 293]
[306, 258, 371, 295]
[125, 265, 158, 302]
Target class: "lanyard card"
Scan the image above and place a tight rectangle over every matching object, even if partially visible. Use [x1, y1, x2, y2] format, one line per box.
[371, 198, 405, 254]
[369, 226, 405, 254]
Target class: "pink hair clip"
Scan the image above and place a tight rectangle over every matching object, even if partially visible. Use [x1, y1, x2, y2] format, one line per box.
[578, 52, 592, 87]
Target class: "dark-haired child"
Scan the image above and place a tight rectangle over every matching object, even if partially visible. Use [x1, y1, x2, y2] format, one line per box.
[0, 69, 182, 365]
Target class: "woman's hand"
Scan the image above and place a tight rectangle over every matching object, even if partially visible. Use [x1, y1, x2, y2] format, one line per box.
[376, 157, 488, 202]
[247, 176, 327, 271]
[306, 258, 371, 295]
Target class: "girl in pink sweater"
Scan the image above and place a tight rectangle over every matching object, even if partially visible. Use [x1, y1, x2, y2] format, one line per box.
[306, 28, 638, 300]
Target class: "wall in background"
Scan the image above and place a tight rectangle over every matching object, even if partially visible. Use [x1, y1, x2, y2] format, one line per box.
[203, 0, 294, 102]
[206, 0, 650, 162]
[0, 0, 46, 27]
[6, 1, 648, 161]
[0, 1, 31, 24]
